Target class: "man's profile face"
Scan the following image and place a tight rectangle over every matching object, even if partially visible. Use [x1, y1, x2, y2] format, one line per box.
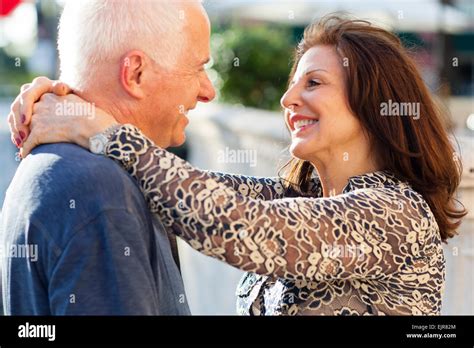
[143, 4, 216, 148]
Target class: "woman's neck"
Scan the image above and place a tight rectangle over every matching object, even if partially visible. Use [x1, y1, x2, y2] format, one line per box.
[310, 150, 381, 197]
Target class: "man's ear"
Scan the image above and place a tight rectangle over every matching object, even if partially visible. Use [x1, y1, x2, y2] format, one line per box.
[120, 50, 148, 99]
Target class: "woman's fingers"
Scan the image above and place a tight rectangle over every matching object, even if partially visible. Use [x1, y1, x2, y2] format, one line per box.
[7, 111, 21, 148]
[20, 83, 31, 92]
[19, 114, 43, 157]
[19, 77, 54, 126]
[33, 93, 71, 117]
[9, 77, 54, 147]
[18, 77, 70, 127]
[20, 113, 71, 158]
[8, 93, 26, 147]
[10, 79, 73, 148]
[8, 83, 34, 147]
[19, 131, 38, 158]
[52, 81, 72, 96]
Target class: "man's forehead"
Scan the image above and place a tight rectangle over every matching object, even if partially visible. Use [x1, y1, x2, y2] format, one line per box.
[173, 0, 210, 68]
[189, 36, 211, 66]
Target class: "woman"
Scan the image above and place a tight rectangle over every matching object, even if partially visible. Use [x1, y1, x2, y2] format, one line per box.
[8, 15, 466, 315]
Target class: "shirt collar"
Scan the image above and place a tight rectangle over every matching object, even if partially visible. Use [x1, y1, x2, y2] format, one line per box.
[343, 170, 400, 194]
[311, 170, 400, 197]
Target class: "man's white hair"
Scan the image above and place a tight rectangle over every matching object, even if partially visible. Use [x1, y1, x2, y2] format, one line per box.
[58, 0, 189, 88]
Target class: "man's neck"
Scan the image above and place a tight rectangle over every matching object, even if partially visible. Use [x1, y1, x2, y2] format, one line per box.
[75, 87, 134, 125]
[72, 82, 170, 148]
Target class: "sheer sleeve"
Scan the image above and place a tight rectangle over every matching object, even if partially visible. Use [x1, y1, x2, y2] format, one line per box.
[205, 172, 293, 200]
[105, 125, 426, 281]
[190, 169, 319, 200]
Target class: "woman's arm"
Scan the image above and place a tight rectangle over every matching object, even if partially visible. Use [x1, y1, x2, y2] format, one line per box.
[105, 124, 425, 282]
[11, 83, 313, 201]
[207, 172, 286, 200]
[206, 172, 318, 200]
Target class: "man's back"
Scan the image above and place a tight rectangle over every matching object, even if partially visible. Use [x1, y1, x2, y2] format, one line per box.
[0, 143, 190, 315]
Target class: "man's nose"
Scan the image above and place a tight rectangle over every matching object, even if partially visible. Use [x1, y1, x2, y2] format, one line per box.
[198, 74, 216, 103]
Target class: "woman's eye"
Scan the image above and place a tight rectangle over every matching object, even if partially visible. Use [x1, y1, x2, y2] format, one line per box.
[307, 80, 321, 88]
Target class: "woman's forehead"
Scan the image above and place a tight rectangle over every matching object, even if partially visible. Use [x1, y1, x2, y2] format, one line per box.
[295, 45, 343, 78]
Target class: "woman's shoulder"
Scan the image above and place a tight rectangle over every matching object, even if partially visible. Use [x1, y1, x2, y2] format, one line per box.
[354, 171, 442, 244]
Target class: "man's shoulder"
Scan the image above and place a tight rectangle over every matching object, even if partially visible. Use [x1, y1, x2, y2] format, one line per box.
[30, 143, 129, 181]
[8, 143, 148, 216]
[2, 143, 153, 251]
[25, 143, 139, 193]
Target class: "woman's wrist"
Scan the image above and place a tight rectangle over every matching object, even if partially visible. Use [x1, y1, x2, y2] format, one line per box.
[77, 109, 119, 149]
[89, 123, 122, 155]
[102, 124, 155, 169]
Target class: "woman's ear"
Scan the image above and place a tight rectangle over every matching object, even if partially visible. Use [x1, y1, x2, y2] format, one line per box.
[120, 50, 148, 99]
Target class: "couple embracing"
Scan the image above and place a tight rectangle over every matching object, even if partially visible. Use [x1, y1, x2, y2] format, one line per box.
[2, 0, 465, 316]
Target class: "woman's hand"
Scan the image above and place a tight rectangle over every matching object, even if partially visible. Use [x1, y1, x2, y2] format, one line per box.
[6, 77, 118, 158]
[7, 77, 71, 148]
[20, 93, 118, 157]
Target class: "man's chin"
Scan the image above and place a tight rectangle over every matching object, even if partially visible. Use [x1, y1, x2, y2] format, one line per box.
[169, 133, 186, 148]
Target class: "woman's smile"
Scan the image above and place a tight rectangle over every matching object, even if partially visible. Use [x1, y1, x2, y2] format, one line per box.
[292, 120, 320, 137]
[289, 113, 320, 137]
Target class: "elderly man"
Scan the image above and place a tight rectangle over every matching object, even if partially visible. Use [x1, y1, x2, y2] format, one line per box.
[1, 0, 215, 315]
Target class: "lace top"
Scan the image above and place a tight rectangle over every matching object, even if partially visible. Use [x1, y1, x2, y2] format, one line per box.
[104, 124, 445, 315]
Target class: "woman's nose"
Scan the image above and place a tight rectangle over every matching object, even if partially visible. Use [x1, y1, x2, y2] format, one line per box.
[280, 85, 299, 110]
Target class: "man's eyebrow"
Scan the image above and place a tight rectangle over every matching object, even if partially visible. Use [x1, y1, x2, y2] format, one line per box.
[199, 57, 211, 66]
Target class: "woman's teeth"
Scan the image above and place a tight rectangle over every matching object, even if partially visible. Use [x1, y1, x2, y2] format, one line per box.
[294, 119, 318, 130]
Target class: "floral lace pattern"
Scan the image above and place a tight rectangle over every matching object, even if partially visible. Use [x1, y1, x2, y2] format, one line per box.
[105, 124, 445, 315]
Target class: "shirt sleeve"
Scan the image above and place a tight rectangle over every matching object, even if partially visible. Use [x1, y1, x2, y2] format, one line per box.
[105, 124, 426, 282]
[205, 171, 311, 200]
[48, 208, 160, 315]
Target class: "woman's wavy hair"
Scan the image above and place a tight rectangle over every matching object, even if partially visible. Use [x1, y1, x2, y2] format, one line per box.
[280, 14, 467, 242]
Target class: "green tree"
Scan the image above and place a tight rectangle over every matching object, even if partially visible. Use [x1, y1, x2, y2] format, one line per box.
[211, 25, 296, 110]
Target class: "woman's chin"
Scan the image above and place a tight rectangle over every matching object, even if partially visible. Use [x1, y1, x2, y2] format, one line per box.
[290, 140, 317, 162]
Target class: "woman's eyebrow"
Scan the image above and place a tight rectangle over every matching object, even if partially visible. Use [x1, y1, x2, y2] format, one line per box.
[304, 68, 329, 75]
[291, 67, 329, 84]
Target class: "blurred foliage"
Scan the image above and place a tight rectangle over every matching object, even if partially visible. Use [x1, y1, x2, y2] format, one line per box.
[211, 25, 296, 111]
[0, 53, 37, 98]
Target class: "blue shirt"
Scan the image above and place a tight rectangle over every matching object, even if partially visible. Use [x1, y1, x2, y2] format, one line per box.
[0, 143, 190, 315]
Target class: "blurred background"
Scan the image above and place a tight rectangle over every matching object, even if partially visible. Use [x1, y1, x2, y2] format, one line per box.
[0, 0, 473, 314]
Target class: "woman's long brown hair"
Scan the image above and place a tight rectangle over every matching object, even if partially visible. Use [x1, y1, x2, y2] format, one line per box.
[280, 14, 467, 242]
